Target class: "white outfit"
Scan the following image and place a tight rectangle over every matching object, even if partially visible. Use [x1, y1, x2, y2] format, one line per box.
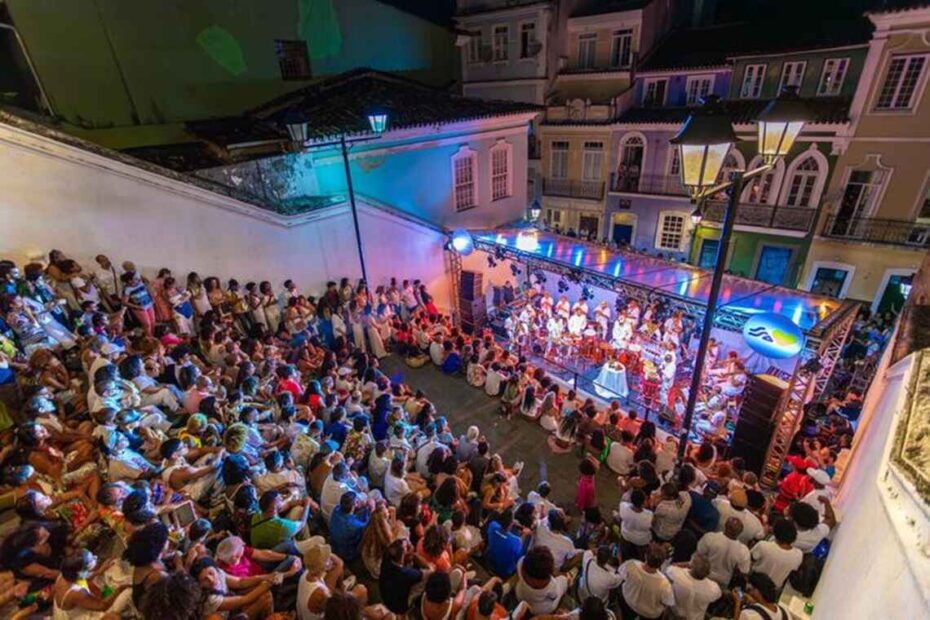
[652, 493, 692, 541]
[577, 550, 623, 603]
[713, 499, 764, 544]
[532, 522, 578, 570]
[618, 560, 676, 619]
[664, 565, 721, 620]
[296, 575, 330, 620]
[350, 313, 367, 352]
[567, 314, 587, 336]
[750, 541, 803, 589]
[515, 559, 569, 615]
[619, 502, 654, 546]
[695, 532, 751, 586]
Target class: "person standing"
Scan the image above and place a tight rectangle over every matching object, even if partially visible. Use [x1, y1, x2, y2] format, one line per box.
[695, 518, 750, 588]
[618, 543, 676, 619]
[664, 555, 721, 620]
[750, 519, 803, 592]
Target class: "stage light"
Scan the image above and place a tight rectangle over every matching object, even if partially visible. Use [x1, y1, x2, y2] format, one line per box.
[510, 264, 522, 277]
[450, 229, 474, 256]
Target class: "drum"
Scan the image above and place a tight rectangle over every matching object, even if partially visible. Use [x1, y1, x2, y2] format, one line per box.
[596, 342, 614, 365]
[580, 337, 598, 360]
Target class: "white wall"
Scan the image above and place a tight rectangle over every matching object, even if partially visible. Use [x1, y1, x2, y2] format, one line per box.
[0, 122, 452, 310]
[811, 347, 930, 619]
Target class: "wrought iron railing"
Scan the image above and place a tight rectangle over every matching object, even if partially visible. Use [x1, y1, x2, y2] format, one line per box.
[821, 214, 930, 248]
[542, 178, 605, 201]
[561, 60, 632, 74]
[609, 172, 689, 197]
[703, 201, 816, 233]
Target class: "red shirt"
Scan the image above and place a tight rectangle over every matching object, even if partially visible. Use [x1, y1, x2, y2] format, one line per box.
[220, 546, 265, 578]
[276, 378, 303, 400]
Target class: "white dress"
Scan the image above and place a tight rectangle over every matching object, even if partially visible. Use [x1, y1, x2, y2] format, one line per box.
[350, 311, 367, 353]
[249, 294, 268, 328]
[367, 314, 388, 359]
[263, 295, 282, 333]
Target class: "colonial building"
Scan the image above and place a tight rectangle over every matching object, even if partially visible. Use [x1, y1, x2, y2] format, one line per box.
[538, 0, 682, 237]
[131, 69, 539, 230]
[800, 4, 930, 314]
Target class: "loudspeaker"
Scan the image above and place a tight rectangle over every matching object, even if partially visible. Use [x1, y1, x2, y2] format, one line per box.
[730, 374, 788, 474]
[460, 271, 483, 301]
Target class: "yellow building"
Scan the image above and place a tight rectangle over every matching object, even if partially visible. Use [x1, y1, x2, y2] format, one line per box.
[801, 5, 930, 313]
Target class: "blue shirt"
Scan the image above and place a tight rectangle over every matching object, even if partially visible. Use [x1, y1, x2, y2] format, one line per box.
[329, 506, 369, 561]
[687, 491, 720, 533]
[325, 421, 349, 448]
[486, 520, 525, 578]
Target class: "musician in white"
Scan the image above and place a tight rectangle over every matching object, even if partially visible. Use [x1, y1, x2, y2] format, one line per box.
[594, 301, 611, 339]
[611, 314, 633, 349]
[555, 295, 571, 320]
[626, 300, 642, 326]
[545, 314, 565, 357]
[572, 298, 589, 316]
[518, 303, 536, 326]
[539, 291, 554, 317]
[663, 310, 684, 347]
[567, 307, 588, 337]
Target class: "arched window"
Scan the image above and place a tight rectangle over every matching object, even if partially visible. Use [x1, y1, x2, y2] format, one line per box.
[616, 133, 646, 191]
[741, 156, 784, 205]
[784, 157, 820, 207]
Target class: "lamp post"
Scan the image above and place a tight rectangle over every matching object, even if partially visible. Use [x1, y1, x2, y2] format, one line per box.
[284, 109, 390, 284]
[672, 90, 808, 462]
[528, 199, 542, 223]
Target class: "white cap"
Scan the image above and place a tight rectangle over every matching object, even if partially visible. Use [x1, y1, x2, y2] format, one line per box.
[806, 468, 832, 486]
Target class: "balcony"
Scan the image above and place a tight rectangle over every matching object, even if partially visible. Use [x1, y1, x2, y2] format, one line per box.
[609, 173, 689, 197]
[703, 202, 816, 233]
[542, 178, 605, 201]
[456, 0, 548, 16]
[560, 60, 632, 75]
[821, 215, 930, 248]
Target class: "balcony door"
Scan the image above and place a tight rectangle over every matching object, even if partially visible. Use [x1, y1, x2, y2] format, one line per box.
[579, 215, 600, 238]
[832, 170, 885, 236]
[755, 245, 793, 285]
[617, 136, 644, 191]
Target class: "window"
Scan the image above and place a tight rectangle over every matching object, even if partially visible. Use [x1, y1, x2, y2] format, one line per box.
[644, 79, 668, 107]
[656, 213, 686, 251]
[467, 32, 482, 63]
[520, 22, 537, 58]
[746, 170, 776, 204]
[610, 29, 633, 68]
[918, 177, 930, 220]
[876, 55, 927, 110]
[546, 209, 562, 225]
[785, 156, 820, 207]
[490, 142, 511, 200]
[452, 149, 478, 211]
[780, 61, 806, 91]
[740, 64, 766, 98]
[578, 33, 597, 69]
[833, 170, 885, 227]
[550, 141, 569, 179]
[668, 148, 681, 176]
[685, 75, 714, 106]
[818, 58, 849, 96]
[275, 40, 311, 80]
[582, 141, 604, 181]
[492, 25, 509, 61]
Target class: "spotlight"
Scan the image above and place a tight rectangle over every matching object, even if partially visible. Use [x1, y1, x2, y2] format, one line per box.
[450, 229, 474, 256]
[615, 297, 625, 312]
[487, 256, 498, 268]
[510, 264, 522, 277]
[533, 269, 547, 285]
[557, 277, 569, 293]
[581, 285, 594, 301]
[494, 247, 507, 261]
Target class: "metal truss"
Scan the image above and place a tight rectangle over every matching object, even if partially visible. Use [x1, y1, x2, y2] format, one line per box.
[475, 239, 749, 333]
[760, 300, 859, 487]
[444, 248, 463, 324]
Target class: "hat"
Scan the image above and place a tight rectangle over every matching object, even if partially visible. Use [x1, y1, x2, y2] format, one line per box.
[806, 468, 832, 486]
[303, 542, 332, 574]
[728, 487, 748, 509]
[338, 367, 351, 377]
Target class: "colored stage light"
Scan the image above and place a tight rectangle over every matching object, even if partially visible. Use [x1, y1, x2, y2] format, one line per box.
[450, 229, 474, 256]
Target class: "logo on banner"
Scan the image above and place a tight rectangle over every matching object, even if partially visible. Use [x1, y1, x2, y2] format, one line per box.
[741, 313, 805, 359]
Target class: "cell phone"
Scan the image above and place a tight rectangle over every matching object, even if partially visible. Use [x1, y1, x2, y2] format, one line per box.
[173, 501, 197, 528]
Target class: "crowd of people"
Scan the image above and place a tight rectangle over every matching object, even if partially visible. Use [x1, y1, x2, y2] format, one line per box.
[0, 249, 844, 620]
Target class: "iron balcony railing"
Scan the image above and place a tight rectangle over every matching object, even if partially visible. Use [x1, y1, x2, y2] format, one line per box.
[822, 214, 930, 248]
[703, 201, 817, 233]
[542, 178, 605, 201]
[609, 172, 689, 197]
[561, 60, 632, 74]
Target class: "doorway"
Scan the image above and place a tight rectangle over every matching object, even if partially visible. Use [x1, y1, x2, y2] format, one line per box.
[613, 224, 633, 245]
[876, 273, 914, 315]
[579, 215, 600, 239]
[755, 245, 793, 285]
[698, 238, 720, 269]
[810, 267, 850, 298]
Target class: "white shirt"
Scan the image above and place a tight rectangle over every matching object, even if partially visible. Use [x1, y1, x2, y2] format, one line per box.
[429, 341, 444, 366]
[320, 476, 350, 523]
[515, 559, 569, 615]
[714, 499, 764, 544]
[695, 532, 751, 586]
[533, 522, 578, 570]
[578, 550, 623, 602]
[793, 523, 830, 553]
[606, 442, 635, 476]
[738, 603, 790, 619]
[618, 560, 675, 619]
[751, 541, 803, 589]
[567, 314, 587, 336]
[664, 565, 721, 620]
[384, 472, 411, 507]
[801, 487, 835, 520]
[619, 502, 654, 546]
[415, 438, 441, 477]
[485, 370, 503, 396]
[652, 493, 692, 541]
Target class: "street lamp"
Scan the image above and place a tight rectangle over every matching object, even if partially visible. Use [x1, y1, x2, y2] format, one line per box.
[672, 90, 808, 462]
[529, 199, 542, 223]
[284, 109, 391, 284]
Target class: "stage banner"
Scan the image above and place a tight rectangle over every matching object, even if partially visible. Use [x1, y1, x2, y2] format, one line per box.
[741, 312, 806, 359]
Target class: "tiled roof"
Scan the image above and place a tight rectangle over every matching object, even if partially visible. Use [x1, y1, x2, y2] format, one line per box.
[616, 97, 852, 125]
[867, 0, 930, 13]
[122, 142, 227, 173]
[639, 21, 871, 72]
[188, 68, 540, 148]
[571, 0, 651, 18]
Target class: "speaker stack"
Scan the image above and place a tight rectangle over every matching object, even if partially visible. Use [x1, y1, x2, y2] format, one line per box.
[459, 270, 486, 334]
[729, 373, 788, 475]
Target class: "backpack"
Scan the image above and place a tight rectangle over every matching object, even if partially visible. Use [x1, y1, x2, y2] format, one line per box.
[788, 552, 825, 597]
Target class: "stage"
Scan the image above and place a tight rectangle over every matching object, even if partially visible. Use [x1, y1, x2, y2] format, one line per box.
[456, 227, 860, 484]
